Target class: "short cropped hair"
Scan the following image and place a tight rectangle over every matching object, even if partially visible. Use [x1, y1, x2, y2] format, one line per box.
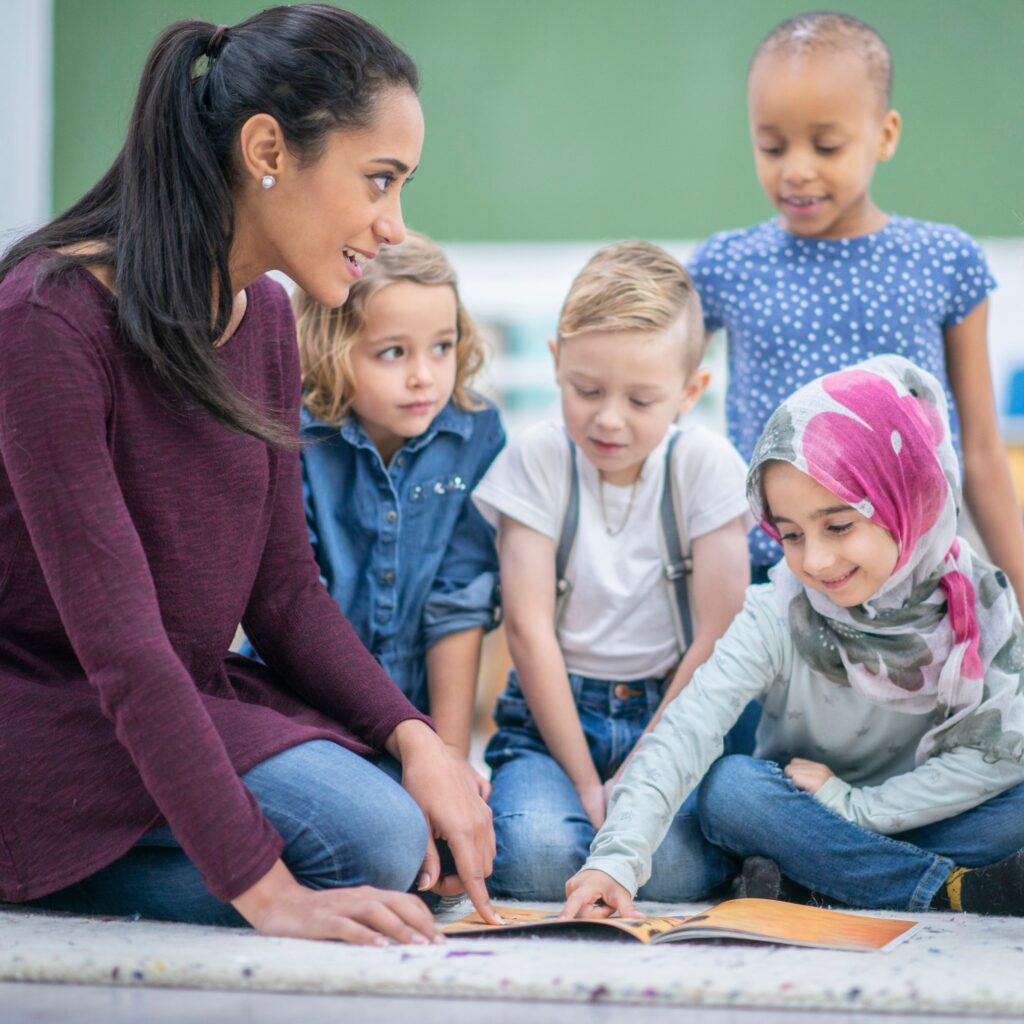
[296, 231, 485, 426]
[556, 240, 706, 377]
[751, 11, 893, 109]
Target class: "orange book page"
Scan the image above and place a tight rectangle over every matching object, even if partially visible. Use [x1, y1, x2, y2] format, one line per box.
[679, 899, 917, 951]
[443, 900, 919, 952]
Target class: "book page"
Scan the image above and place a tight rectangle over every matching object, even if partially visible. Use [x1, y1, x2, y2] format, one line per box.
[443, 905, 685, 941]
[663, 899, 919, 953]
[443, 900, 920, 952]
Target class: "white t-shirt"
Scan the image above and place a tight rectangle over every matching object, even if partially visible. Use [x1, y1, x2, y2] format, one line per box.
[473, 420, 750, 680]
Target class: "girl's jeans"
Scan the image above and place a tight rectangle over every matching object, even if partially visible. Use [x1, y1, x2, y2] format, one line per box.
[28, 740, 427, 924]
[485, 670, 737, 901]
[699, 755, 1024, 911]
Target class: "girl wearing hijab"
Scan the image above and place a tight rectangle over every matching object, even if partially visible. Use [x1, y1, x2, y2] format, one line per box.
[562, 354, 1024, 917]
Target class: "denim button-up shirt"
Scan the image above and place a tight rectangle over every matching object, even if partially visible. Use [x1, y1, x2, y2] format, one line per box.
[284, 398, 505, 713]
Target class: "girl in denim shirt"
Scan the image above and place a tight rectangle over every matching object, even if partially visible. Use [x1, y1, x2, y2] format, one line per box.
[243, 233, 504, 794]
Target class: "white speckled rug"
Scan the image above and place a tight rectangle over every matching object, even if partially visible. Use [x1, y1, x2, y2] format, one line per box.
[2, 901, 1023, 1016]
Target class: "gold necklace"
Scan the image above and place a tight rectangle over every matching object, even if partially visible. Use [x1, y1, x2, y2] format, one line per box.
[599, 476, 640, 536]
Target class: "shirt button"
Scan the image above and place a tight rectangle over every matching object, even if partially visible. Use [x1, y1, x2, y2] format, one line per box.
[613, 683, 644, 701]
[395, 456, 405, 467]
[383, 571, 395, 584]
[385, 509, 397, 523]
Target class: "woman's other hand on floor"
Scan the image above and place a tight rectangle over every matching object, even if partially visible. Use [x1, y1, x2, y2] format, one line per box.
[232, 859, 441, 945]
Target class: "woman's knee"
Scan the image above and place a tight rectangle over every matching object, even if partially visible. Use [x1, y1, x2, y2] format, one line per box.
[248, 742, 428, 892]
[296, 790, 427, 892]
[353, 781, 428, 892]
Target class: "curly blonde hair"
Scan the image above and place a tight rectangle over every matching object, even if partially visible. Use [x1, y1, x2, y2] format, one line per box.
[296, 231, 486, 426]
[557, 240, 706, 377]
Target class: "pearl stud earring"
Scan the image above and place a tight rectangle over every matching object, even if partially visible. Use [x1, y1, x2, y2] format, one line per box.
[261, 175, 276, 189]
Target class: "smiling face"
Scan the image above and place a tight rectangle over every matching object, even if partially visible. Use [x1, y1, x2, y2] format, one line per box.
[238, 86, 424, 306]
[554, 319, 708, 486]
[348, 280, 458, 463]
[748, 51, 900, 239]
[763, 460, 899, 606]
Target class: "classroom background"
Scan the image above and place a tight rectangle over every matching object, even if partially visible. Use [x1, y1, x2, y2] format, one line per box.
[4, 0, 1023, 719]
[5, 0, 1022, 428]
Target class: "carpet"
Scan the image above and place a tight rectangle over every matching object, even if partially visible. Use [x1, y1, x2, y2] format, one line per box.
[2, 901, 1023, 1016]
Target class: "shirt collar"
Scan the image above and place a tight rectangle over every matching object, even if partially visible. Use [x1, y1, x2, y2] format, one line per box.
[299, 400, 474, 453]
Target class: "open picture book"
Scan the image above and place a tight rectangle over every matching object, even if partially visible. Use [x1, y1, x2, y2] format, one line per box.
[443, 898, 921, 953]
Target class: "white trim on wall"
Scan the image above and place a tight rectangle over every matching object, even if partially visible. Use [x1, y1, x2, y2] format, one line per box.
[0, 0, 53, 246]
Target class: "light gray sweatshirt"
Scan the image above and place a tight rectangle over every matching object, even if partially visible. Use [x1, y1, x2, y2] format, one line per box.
[584, 583, 1024, 896]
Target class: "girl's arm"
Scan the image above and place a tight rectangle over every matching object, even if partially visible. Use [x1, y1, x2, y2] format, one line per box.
[426, 626, 490, 797]
[422, 406, 505, 780]
[946, 300, 1024, 603]
[426, 627, 484, 758]
[648, 516, 748, 720]
[499, 514, 606, 829]
[799, 744, 1024, 835]
[603, 515, 749, 796]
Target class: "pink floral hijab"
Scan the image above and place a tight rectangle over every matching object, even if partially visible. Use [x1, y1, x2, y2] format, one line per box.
[747, 355, 1024, 764]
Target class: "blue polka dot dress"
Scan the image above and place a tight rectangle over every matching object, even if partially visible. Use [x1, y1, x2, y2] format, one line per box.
[688, 215, 996, 568]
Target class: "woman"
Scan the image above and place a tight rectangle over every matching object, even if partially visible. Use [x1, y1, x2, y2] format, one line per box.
[0, 5, 497, 945]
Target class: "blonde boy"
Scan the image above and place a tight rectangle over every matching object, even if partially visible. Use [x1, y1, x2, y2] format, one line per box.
[474, 241, 752, 900]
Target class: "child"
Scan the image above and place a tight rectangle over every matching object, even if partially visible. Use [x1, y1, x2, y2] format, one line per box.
[564, 355, 1024, 919]
[473, 241, 752, 900]
[243, 232, 504, 793]
[688, 11, 1024, 600]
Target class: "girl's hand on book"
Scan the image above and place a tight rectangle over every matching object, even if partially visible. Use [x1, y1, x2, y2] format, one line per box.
[784, 758, 834, 794]
[232, 859, 441, 945]
[562, 869, 641, 920]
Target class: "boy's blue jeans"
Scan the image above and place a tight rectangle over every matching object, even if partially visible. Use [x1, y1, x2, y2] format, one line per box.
[485, 670, 738, 901]
[28, 740, 427, 924]
[699, 755, 1024, 911]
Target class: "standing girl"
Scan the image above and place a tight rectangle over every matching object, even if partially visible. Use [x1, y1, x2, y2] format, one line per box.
[688, 11, 1024, 599]
[244, 232, 504, 793]
[565, 356, 1024, 918]
[0, 5, 498, 943]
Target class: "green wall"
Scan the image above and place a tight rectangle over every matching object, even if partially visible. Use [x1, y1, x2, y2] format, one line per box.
[54, 0, 1024, 240]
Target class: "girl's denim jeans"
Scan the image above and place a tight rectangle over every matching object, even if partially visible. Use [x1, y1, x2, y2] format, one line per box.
[699, 755, 1024, 911]
[28, 740, 427, 924]
[484, 670, 737, 901]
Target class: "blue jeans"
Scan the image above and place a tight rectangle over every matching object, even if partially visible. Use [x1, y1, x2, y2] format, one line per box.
[485, 671, 735, 901]
[28, 740, 428, 924]
[699, 755, 1024, 911]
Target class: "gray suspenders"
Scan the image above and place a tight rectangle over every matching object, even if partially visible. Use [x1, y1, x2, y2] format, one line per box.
[554, 432, 694, 654]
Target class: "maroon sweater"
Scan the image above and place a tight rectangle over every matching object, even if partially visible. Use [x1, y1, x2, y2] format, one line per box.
[0, 255, 429, 903]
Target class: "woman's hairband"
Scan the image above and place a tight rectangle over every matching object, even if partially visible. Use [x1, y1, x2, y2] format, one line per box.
[207, 24, 230, 59]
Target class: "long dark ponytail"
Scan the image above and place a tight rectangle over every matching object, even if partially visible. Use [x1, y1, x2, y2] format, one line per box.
[0, 5, 418, 446]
